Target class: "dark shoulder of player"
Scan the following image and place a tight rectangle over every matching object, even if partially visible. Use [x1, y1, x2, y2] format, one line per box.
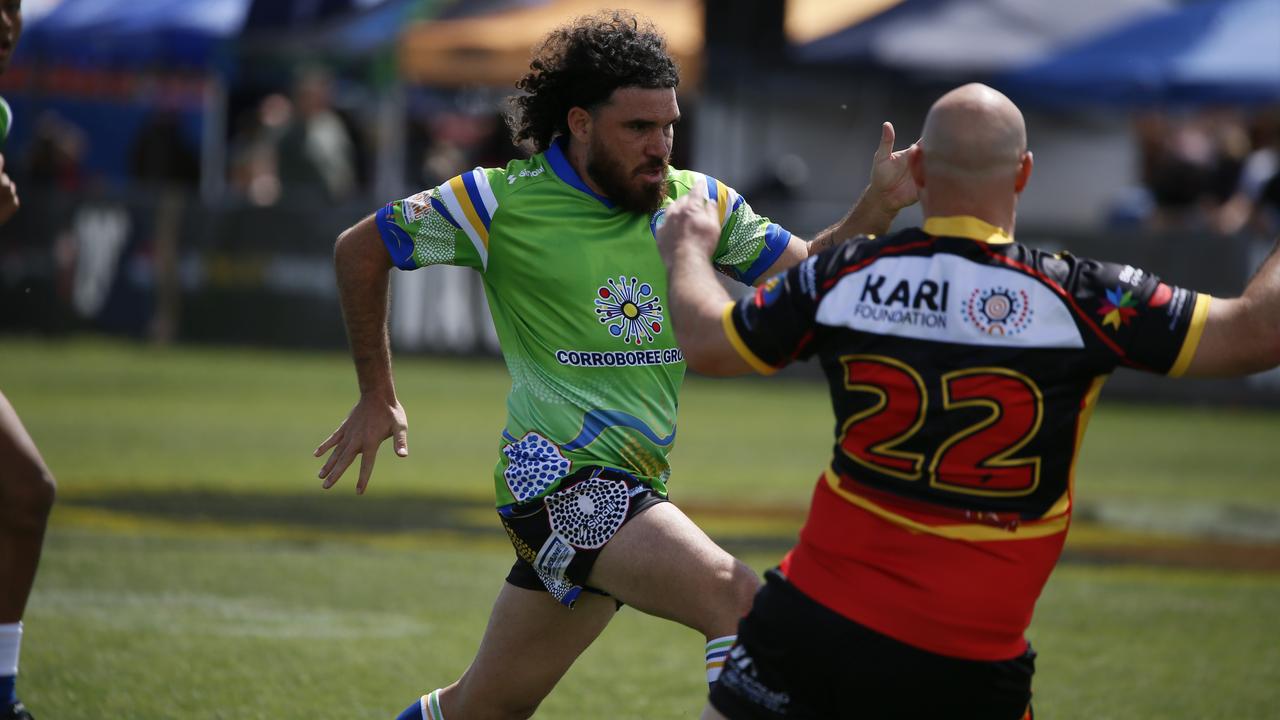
[829, 226, 924, 265]
[1021, 244, 1143, 299]
[802, 227, 924, 289]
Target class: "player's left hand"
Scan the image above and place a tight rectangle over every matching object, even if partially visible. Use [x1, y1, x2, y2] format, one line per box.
[656, 189, 721, 261]
[867, 122, 919, 213]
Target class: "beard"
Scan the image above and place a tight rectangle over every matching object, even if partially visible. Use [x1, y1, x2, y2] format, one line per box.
[586, 136, 669, 215]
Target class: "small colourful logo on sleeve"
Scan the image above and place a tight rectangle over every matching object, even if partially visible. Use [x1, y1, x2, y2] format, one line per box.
[755, 274, 785, 308]
[596, 275, 665, 345]
[1098, 286, 1140, 330]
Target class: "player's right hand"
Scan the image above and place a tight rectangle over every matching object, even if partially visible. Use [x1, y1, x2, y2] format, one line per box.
[657, 187, 721, 261]
[314, 394, 408, 495]
[0, 154, 20, 225]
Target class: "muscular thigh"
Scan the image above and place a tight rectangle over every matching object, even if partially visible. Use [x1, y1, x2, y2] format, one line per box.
[587, 501, 757, 637]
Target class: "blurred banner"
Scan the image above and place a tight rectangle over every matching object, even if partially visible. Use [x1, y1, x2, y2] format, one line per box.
[1, 186, 1276, 405]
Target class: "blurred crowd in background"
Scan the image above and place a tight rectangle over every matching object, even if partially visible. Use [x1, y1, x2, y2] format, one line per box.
[1, 0, 1278, 397]
[12, 81, 1280, 234]
[1122, 107, 1280, 235]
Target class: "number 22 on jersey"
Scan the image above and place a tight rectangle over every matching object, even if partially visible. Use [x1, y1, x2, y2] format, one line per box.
[838, 355, 1044, 498]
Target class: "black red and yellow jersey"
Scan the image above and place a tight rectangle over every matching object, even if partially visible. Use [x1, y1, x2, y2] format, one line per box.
[724, 215, 1210, 660]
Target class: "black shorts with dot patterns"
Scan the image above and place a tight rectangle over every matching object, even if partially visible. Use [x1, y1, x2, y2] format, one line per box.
[498, 466, 667, 608]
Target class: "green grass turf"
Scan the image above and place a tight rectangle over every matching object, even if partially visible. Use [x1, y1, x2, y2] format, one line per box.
[2, 338, 1279, 717]
[4, 338, 1279, 516]
[21, 528, 1280, 719]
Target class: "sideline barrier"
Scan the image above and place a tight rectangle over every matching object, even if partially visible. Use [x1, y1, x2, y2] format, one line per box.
[1, 189, 1275, 404]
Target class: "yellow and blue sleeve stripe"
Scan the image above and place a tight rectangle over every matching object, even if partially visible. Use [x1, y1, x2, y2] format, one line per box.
[702, 174, 742, 229]
[738, 223, 792, 286]
[436, 167, 499, 269]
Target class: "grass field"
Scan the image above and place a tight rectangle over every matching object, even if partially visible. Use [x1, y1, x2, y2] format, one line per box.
[2, 338, 1279, 718]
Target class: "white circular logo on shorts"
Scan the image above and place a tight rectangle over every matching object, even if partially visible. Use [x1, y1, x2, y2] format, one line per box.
[546, 477, 631, 549]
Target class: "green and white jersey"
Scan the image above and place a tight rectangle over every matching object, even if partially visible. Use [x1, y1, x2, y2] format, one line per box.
[373, 138, 793, 506]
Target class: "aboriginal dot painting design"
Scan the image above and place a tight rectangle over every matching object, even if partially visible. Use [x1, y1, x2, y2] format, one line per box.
[545, 478, 631, 550]
[503, 432, 571, 502]
[595, 276, 664, 345]
[965, 286, 1033, 336]
[537, 570, 578, 605]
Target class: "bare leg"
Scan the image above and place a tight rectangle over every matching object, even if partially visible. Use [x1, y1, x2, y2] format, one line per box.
[0, 392, 55, 624]
[587, 502, 759, 640]
[701, 704, 730, 720]
[436, 583, 617, 720]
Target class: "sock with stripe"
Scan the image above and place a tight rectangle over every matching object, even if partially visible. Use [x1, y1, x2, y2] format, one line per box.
[705, 634, 735, 685]
[395, 689, 445, 720]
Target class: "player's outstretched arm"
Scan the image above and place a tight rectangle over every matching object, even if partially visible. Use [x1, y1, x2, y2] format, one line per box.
[756, 122, 918, 281]
[1182, 236, 1280, 377]
[658, 194, 754, 377]
[314, 215, 409, 495]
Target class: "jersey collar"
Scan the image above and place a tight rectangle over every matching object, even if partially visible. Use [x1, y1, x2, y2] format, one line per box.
[923, 215, 1013, 245]
[545, 136, 616, 209]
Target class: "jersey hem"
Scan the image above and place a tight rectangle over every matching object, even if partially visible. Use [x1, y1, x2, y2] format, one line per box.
[822, 467, 1070, 541]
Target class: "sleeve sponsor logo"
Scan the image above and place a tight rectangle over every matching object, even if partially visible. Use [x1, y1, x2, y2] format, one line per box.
[1097, 286, 1140, 330]
[1165, 286, 1191, 331]
[754, 274, 785, 307]
[799, 255, 818, 298]
[401, 190, 433, 223]
[1118, 264, 1147, 287]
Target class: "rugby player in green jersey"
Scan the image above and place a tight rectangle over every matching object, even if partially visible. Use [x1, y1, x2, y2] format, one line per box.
[313, 11, 917, 720]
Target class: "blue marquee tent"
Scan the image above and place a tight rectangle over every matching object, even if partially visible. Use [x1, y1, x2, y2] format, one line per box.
[16, 0, 436, 68]
[793, 0, 1173, 76]
[18, 0, 253, 68]
[997, 0, 1280, 107]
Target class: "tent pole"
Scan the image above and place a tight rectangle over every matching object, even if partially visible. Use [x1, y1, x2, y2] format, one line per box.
[200, 75, 228, 204]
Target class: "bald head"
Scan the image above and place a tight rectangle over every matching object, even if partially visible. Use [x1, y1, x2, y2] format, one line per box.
[921, 84, 1027, 179]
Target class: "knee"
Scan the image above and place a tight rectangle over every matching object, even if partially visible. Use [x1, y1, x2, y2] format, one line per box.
[727, 559, 761, 616]
[698, 559, 760, 637]
[1, 461, 56, 530]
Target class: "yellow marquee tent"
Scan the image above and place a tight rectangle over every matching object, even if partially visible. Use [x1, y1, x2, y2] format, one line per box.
[397, 0, 903, 88]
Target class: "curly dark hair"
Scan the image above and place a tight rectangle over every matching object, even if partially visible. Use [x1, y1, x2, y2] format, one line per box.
[508, 11, 680, 153]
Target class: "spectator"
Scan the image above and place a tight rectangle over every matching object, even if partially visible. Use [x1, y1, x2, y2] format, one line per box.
[276, 69, 357, 203]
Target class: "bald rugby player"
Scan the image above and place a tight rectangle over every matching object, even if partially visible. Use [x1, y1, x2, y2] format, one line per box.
[658, 83, 1280, 719]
